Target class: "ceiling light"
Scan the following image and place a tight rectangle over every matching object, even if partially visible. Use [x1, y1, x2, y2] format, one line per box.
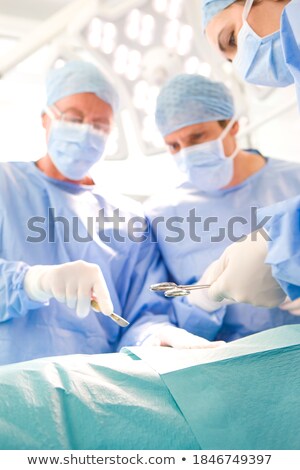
[166, 0, 183, 19]
[152, 0, 168, 13]
[125, 9, 141, 40]
[114, 45, 129, 74]
[198, 62, 211, 77]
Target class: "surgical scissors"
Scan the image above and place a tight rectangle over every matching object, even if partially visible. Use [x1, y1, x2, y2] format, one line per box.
[150, 282, 211, 298]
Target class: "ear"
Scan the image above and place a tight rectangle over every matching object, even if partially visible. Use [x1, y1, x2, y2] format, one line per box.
[41, 113, 46, 129]
[41, 113, 51, 130]
[230, 121, 239, 136]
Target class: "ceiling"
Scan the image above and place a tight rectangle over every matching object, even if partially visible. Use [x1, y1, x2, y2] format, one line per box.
[0, 0, 239, 160]
[0, 0, 75, 21]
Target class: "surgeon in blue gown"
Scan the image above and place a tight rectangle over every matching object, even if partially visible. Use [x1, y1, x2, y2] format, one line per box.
[198, 0, 300, 310]
[0, 61, 222, 366]
[146, 73, 300, 341]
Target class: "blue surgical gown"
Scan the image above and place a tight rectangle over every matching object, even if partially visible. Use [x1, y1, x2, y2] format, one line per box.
[0, 161, 203, 366]
[258, 194, 300, 300]
[145, 156, 300, 341]
[257, 0, 300, 298]
[281, 0, 300, 109]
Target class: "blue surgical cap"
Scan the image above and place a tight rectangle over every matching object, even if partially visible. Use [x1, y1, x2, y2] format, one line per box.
[155, 74, 235, 137]
[202, 0, 236, 30]
[46, 60, 119, 113]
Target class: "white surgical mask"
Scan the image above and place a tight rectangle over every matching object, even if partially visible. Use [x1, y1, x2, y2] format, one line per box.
[233, 0, 294, 87]
[175, 118, 239, 192]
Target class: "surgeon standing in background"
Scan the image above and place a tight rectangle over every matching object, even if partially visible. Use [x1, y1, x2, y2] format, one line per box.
[0, 60, 223, 366]
[198, 0, 300, 312]
[146, 73, 300, 341]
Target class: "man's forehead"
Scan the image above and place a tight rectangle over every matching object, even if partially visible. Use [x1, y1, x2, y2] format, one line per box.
[165, 122, 216, 141]
[56, 92, 111, 106]
[54, 93, 113, 117]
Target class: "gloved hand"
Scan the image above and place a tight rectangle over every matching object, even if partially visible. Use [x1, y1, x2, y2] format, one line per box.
[24, 260, 114, 318]
[280, 297, 300, 316]
[143, 324, 225, 349]
[207, 229, 286, 308]
[188, 260, 235, 312]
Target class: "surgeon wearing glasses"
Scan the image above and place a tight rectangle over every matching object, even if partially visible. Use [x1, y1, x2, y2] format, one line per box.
[0, 60, 223, 365]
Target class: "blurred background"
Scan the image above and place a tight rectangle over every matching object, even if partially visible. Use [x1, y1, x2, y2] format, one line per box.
[0, 0, 299, 200]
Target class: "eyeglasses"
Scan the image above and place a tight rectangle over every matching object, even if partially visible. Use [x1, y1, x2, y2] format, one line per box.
[45, 105, 111, 136]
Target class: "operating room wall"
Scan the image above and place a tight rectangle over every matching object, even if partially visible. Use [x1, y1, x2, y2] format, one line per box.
[245, 85, 300, 161]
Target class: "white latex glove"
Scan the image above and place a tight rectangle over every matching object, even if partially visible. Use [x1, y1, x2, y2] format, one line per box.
[188, 261, 235, 312]
[207, 229, 286, 308]
[24, 260, 114, 318]
[143, 324, 225, 349]
[280, 297, 300, 315]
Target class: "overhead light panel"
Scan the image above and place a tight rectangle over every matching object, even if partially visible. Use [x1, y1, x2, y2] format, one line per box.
[166, 0, 183, 19]
[152, 0, 168, 13]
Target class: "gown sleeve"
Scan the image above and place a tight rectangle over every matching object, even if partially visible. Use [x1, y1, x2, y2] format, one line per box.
[258, 195, 300, 300]
[0, 259, 44, 322]
[281, 0, 300, 109]
[117, 221, 226, 349]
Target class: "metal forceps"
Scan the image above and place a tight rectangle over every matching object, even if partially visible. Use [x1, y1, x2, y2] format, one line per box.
[150, 282, 210, 298]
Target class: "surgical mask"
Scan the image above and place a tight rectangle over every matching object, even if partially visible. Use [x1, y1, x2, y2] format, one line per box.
[47, 116, 107, 181]
[175, 118, 239, 192]
[233, 0, 294, 87]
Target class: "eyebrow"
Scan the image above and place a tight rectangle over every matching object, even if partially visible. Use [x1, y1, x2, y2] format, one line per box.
[93, 117, 110, 124]
[60, 108, 111, 124]
[165, 131, 205, 146]
[189, 131, 204, 138]
[62, 107, 84, 116]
